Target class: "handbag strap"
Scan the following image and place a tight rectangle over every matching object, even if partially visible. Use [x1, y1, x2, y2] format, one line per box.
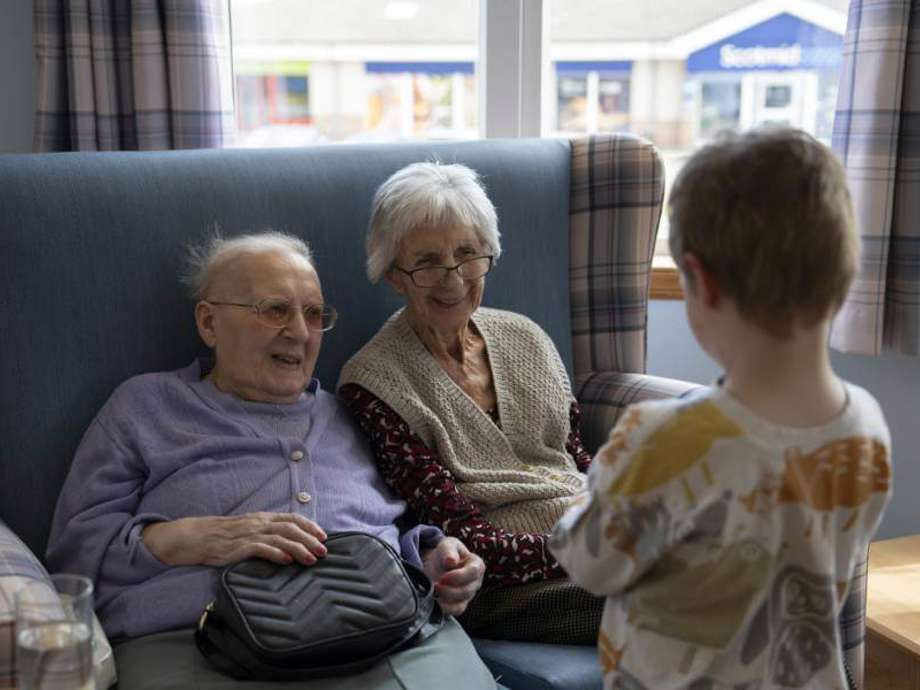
[402, 559, 444, 644]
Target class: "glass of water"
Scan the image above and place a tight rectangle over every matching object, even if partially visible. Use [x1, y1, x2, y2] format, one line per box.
[15, 574, 94, 690]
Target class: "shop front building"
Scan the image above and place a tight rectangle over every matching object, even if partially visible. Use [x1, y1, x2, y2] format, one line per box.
[230, 0, 845, 151]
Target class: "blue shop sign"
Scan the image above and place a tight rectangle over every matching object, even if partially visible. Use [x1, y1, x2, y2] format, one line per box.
[687, 13, 842, 73]
[366, 62, 474, 75]
[556, 61, 632, 75]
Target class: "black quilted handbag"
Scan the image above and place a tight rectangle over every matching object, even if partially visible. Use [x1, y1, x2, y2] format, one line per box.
[195, 531, 443, 680]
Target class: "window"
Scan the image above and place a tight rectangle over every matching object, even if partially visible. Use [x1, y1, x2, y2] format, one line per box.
[548, 0, 847, 297]
[764, 84, 792, 108]
[553, 63, 631, 134]
[228, 0, 478, 146]
[225, 1, 847, 297]
[556, 73, 589, 132]
[363, 63, 477, 141]
[699, 80, 742, 137]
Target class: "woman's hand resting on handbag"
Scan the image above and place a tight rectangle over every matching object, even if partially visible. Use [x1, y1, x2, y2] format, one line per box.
[141, 512, 328, 567]
[422, 537, 486, 616]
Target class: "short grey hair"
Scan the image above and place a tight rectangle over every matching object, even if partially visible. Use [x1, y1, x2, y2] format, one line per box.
[366, 162, 501, 283]
[183, 230, 314, 301]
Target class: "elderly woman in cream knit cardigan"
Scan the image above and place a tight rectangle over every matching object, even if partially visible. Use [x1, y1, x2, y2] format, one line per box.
[338, 161, 602, 643]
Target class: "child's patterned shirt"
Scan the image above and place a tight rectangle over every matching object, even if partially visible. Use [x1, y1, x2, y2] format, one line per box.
[550, 382, 891, 690]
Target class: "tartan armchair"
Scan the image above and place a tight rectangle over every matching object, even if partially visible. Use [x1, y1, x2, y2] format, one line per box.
[568, 135, 699, 453]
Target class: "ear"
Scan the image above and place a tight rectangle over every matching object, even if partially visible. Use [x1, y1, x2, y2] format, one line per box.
[681, 253, 720, 309]
[195, 301, 219, 348]
[385, 269, 407, 296]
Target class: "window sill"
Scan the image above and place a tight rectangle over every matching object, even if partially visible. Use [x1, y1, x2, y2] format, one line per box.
[650, 256, 683, 300]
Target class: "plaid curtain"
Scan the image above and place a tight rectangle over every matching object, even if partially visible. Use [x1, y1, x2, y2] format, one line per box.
[33, 0, 234, 151]
[831, 0, 920, 355]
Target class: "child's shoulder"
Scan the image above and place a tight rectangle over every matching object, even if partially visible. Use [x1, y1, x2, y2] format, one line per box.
[613, 387, 742, 448]
[623, 380, 889, 449]
[841, 381, 888, 433]
[595, 389, 747, 492]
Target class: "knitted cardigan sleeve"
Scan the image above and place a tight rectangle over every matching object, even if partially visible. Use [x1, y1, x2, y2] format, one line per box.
[340, 382, 576, 586]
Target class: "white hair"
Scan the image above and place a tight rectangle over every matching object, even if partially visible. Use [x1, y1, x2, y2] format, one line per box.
[183, 230, 314, 301]
[366, 162, 501, 284]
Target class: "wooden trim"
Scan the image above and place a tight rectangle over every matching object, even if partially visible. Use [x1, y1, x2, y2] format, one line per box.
[650, 262, 683, 300]
[866, 628, 920, 690]
[867, 535, 920, 657]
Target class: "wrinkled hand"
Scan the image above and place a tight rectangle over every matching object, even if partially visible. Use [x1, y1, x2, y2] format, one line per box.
[142, 512, 327, 567]
[422, 537, 485, 617]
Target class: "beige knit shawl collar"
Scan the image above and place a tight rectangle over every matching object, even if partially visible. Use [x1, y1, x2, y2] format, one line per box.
[391, 307, 518, 440]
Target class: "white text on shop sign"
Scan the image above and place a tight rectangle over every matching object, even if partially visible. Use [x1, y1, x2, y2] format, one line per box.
[719, 43, 802, 69]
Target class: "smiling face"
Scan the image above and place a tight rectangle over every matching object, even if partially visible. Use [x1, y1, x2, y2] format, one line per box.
[387, 224, 486, 336]
[195, 250, 324, 404]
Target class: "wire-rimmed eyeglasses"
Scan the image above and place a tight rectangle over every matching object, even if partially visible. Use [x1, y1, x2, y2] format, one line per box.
[207, 298, 338, 332]
[394, 255, 494, 288]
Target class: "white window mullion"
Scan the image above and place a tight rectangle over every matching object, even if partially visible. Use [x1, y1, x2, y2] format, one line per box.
[586, 71, 600, 133]
[451, 72, 465, 133]
[520, 0, 548, 136]
[479, 0, 545, 138]
[400, 73, 414, 137]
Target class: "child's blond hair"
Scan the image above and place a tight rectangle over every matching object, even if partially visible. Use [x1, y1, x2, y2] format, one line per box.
[668, 127, 858, 338]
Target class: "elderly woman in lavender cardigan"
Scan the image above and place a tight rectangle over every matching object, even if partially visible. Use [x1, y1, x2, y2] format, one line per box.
[45, 232, 492, 690]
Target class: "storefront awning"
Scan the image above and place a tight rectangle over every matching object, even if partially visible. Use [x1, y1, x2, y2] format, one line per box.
[555, 61, 632, 74]
[235, 60, 312, 76]
[365, 61, 474, 75]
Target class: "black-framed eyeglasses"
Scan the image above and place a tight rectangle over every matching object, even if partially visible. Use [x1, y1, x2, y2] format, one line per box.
[394, 255, 494, 288]
[207, 298, 338, 332]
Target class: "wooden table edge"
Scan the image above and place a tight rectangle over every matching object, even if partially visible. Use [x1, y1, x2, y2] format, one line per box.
[867, 618, 920, 658]
[867, 534, 920, 662]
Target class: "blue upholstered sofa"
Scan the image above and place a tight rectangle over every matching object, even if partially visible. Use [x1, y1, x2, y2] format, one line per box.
[0, 134, 868, 690]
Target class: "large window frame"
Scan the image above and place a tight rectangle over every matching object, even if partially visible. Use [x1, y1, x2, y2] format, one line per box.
[227, 0, 679, 296]
[230, 2, 847, 300]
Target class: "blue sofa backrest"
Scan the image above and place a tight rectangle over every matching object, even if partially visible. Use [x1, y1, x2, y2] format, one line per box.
[0, 139, 573, 557]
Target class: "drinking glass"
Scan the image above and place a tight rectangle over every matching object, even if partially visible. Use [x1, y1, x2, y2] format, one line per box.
[15, 574, 94, 690]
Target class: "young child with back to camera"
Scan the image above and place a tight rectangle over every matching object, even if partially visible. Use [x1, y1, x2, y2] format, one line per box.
[549, 127, 892, 690]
